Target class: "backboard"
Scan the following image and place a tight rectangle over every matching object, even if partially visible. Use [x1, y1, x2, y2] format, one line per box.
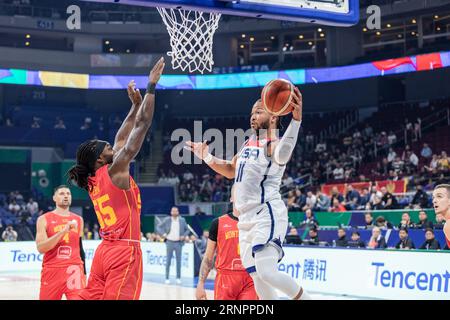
[89, 0, 360, 26]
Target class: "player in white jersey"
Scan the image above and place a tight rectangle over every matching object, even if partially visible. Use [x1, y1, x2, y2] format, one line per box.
[185, 86, 310, 300]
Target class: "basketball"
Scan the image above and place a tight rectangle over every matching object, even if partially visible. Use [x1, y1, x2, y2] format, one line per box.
[261, 79, 295, 116]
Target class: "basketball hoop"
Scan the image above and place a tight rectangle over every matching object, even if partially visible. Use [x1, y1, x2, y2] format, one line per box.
[157, 7, 221, 74]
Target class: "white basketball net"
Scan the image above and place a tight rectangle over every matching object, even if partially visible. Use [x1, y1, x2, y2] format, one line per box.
[157, 8, 221, 74]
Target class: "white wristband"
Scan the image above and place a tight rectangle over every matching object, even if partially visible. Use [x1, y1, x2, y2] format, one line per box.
[204, 153, 213, 164]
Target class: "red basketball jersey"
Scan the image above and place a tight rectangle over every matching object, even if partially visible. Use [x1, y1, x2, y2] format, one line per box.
[42, 211, 83, 268]
[88, 165, 141, 241]
[210, 213, 245, 272]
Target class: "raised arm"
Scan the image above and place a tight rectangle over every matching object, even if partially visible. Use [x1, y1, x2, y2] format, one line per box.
[113, 80, 143, 152]
[271, 86, 302, 165]
[109, 57, 165, 187]
[184, 140, 237, 179]
[35, 216, 76, 254]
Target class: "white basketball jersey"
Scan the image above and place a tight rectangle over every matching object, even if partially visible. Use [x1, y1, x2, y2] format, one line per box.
[234, 135, 285, 213]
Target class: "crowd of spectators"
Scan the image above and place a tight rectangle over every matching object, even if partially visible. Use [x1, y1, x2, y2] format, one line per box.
[284, 208, 448, 251]
[0, 190, 40, 241]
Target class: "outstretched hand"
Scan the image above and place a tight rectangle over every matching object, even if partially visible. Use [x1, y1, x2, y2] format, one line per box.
[149, 57, 165, 85]
[127, 80, 142, 106]
[184, 140, 209, 161]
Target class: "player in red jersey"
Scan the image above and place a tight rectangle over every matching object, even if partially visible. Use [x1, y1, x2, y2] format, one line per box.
[36, 185, 86, 300]
[432, 184, 450, 247]
[196, 187, 258, 300]
[67, 58, 165, 300]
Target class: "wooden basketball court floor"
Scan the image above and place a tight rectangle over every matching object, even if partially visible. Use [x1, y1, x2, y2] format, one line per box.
[0, 271, 358, 300]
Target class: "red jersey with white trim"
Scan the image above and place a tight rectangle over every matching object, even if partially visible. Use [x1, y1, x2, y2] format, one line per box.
[88, 165, 141, 241]
[42, 211, 83, 268]
[209, 213, 245, 272]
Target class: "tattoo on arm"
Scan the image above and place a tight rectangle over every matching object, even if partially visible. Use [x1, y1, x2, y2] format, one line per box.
[199, 256, 213, 282]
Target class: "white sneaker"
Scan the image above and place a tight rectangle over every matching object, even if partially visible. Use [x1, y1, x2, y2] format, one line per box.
[165, 279, 170, 285]
[176, 279, 182, 285]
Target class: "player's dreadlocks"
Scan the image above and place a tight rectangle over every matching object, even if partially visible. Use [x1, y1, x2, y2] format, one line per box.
[67, 140, 106, 192]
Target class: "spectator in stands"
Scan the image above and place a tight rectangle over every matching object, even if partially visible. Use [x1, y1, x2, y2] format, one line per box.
[381, 186, 398, 209]
[287, 190, 298, 211]
[183, 170, 194, 182]
[434, 213, 445, 229]
[31, 117, 40, 129]
[409, 185, 429, 209]
[404, 119, 413, 142]
[344, 185, 360, 210]
[329, 198, 346, 213]
[347, 231, 366, 248]
[2, 225, 18, 242]
[398, 212, 416, 229]
[303, 227, 319, 246]
[415, 211, 433, 229]
[405, 151, 419, 174]
[387, 148, 397, 163]
[315, 190, 331, 211]
[334, 228, 348, 247]
[374, 216, 393, 229]
[330, 186, 344, 204]
[54, 117, 66, 129]
[80, 117, 92, 130]
[395, 227, 415, 250]
[370, 194, 384, 210]
[421, 143, 432, 159]
[194, 207, 206, 216]
[369, 186, 383, 205]
[8, 199, 20, 215]
[282, 172, 294, 187]
[413, 118, 421, 141]
[299, 208, 318, 230]
[391, 156, 405, 174]
[419, 228, 441, 250]
[92, 223, 100, 240]
[424, 154, 439, 173]
[367, 227, 387, 249]
[302, 190, 317, 211]
[363, 123, 373, 138]
[83, 226, 92, 240]
[438, 151, 450, 172]
[332, 163, 344, 180]
[305, 131, 314, 152]
[285, 227, 302, 245]
[295, 188, 307, 210]
[26, 198, 39, 216]
[387, 131, 397, 145]
[364, 212, 375, 230]
[166, 171, 180, 185]
[315, 140, 326, 153]
[5, 118, 14, 127]
[146, 232, 156, 242]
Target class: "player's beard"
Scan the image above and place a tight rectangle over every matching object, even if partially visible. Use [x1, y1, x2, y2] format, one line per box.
[254, 119, 270, 137]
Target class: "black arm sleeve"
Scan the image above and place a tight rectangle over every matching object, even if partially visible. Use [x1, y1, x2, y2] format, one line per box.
[208, 218, 219, 242]
[79, 237, 86, 275]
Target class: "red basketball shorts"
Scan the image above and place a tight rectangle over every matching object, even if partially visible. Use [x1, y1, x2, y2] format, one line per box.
[40, 264, 86, 300]
[214, 270, 258, 300]
[77, 240, 143, 300]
